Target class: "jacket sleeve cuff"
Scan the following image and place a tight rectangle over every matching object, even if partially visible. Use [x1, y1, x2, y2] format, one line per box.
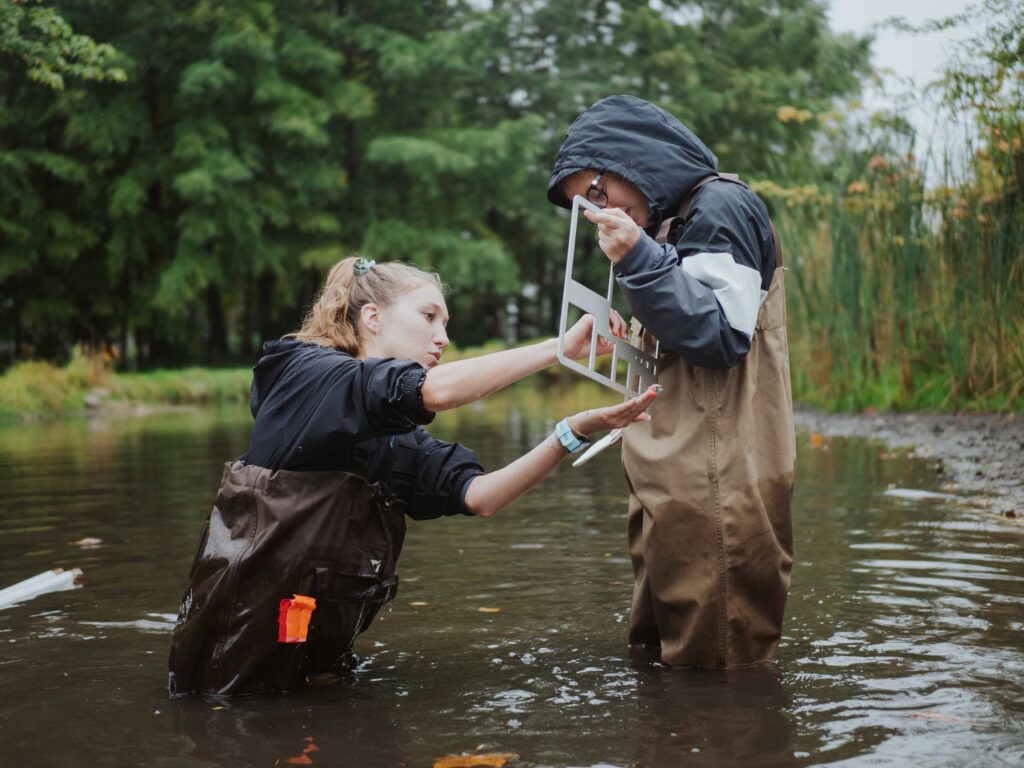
[395, 365, 436, 425]
[457, 471, 485, 516]
[616, 232, 666, 277]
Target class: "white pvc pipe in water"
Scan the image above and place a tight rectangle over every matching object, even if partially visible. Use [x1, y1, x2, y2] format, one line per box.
[0, 568, 84, 609]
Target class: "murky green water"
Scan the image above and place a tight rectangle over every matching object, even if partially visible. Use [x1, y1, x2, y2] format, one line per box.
[0, 392, 1022, 767]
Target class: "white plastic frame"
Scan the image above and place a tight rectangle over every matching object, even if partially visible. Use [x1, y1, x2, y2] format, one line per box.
[556, 195, 659, 397]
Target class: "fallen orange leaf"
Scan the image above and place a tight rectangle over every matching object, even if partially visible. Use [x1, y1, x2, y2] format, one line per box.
[809, 433, 826, 448]
[285, 736, 319, 765]
[433, 752, 517, 768]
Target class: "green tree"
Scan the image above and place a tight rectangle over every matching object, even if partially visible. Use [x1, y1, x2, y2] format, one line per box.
[2, 0, 873, 364]
[0, 0, 124, 359]
[31, 0, 378, 365]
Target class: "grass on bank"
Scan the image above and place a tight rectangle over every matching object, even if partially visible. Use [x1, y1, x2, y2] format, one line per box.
[3, 317, 1023, 421]
[0, 340, 562, 421]
[0, 349, 252, 420]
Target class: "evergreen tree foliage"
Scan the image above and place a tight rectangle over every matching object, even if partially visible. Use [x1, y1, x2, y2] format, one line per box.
[2, 0, 871, 366]
[0, 0, 125, 358]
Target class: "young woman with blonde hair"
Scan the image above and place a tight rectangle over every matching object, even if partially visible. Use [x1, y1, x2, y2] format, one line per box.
[168, 256, 657, 697]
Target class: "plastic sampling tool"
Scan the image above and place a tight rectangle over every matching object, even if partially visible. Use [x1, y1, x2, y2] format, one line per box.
[572, 428, 624, 467]
[0, 568, 84, 609]
[557, 196, 662, 468]
[556, 195, 660, 398]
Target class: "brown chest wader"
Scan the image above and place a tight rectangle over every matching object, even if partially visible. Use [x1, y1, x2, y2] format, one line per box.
[168, 434, 418, 697]
[623, 173, 796, 668]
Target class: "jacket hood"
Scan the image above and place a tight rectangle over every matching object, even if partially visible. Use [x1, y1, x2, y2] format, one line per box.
[547, 95, 718, 231]
[250, 338, 308, 417]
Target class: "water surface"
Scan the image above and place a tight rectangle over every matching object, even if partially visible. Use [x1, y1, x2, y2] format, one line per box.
[0, 392, 1021, 767]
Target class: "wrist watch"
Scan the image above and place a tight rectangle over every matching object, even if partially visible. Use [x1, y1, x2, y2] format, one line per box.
[554, 417, 590, 454]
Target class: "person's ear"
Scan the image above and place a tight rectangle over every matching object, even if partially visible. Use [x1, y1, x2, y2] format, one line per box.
[360, 303, 382, 335]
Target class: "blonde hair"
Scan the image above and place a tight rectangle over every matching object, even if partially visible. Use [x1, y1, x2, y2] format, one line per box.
[288, 257, 443, 354]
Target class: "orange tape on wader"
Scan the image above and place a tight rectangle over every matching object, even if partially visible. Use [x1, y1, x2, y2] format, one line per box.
[278, 594, 317, 643]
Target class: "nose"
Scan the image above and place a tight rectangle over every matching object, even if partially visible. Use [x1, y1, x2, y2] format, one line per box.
[435, 325, 449, 349]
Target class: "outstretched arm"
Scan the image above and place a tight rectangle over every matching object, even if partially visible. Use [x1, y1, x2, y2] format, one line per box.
[420, 312, 625, 412]
[463, 385, 659, 517]
[420, 337, 558, 413]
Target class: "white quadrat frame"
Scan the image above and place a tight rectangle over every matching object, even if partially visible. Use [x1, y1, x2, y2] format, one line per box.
[556, 195, 660, 397]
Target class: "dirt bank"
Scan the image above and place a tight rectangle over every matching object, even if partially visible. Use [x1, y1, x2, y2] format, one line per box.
[794, 409, 1024, 519]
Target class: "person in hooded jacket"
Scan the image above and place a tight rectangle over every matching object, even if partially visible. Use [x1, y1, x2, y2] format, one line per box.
[548, 95, 796, 668]
[168, 256, 658, 697]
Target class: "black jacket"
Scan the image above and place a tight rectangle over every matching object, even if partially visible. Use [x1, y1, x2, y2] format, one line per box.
[243, 339, 483, 520]
[548, 95, 778, 369]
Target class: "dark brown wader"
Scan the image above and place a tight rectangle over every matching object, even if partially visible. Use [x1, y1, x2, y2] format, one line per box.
[622, 175, 796, 668]
[168, 461, 406, 697]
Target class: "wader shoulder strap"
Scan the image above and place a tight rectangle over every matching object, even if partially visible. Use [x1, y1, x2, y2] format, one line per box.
[654, 171, 783, 268]
[654, 172, 741, 244]
[770, 219, 784, 269]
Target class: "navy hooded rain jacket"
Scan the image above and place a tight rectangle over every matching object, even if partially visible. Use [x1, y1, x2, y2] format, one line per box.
[548, 95, 778, 369]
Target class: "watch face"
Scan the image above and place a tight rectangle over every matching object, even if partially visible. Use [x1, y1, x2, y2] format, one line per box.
[557, 421, 589, 456]
[556, 419, 582, 453]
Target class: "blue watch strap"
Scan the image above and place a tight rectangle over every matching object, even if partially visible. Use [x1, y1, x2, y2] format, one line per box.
[555, 417, 588, 454]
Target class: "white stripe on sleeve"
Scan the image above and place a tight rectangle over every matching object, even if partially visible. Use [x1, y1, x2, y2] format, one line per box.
[681, 251, 764, 338]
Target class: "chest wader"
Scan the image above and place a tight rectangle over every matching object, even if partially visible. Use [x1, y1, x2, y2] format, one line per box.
[622, 175, 796, 668]
[168, 458, 407, 697]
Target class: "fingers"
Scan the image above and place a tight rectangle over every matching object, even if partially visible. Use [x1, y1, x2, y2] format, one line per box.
[591, 393, 648, 429]
[611, 385, 661, 425]
[609, 309, 627, 339]
[622, 390, 655, 419]
[573, 314, 594, 331]
[584, 207, 632, 226]
[579, 312, 625, 347]
[570, 385, 661, 436]
[569, 313, 626, 353]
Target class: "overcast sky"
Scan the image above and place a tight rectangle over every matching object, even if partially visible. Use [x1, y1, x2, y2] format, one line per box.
[826, 0, 979, 146]
[829, 0, 975, 83]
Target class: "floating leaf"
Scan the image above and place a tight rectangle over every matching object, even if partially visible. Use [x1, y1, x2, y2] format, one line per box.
[433, 752, 517, 768]
[410, 601, 429, 607]
[285, 735, 319, 765]
[477, 607, 500, 613]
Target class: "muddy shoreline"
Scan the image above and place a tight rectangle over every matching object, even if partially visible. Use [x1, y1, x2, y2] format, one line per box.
[795, 408, 1024, 519]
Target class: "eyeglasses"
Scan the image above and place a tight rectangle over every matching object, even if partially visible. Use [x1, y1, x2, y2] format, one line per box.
[586, 173, 608, 208]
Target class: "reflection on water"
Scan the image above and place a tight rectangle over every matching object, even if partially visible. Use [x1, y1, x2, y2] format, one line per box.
[631, 661, 798, 767]
[0, 393, 1022, 767]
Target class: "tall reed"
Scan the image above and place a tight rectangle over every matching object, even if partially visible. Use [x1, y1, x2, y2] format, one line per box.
[759, 110, 1024, 411]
